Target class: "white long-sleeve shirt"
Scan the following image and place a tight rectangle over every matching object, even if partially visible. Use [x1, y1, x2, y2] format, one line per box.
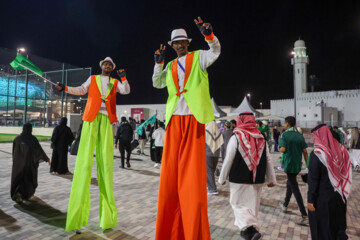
[218, 135, 277, 185]
[152, 128, 166, 147]
[66, 75, 130, 115]
[152, 36, 221, 115]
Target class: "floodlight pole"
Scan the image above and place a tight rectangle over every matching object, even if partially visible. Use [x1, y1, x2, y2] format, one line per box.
[23, 54, 29, 124]
[44, 73, 47, 126]
[64, 70, 68, 117]
[60, 63, 65, 118]
[13, 70, 17, 125]
[5, 76, 9, 126]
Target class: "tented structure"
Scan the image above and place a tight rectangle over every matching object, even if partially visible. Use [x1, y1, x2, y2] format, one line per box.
[227, 96, 260, 117]
[212, 98, 227, 118]
[256, 115, 284, 121]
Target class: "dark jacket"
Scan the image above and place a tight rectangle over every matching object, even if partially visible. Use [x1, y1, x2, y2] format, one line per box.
[273, 129, 280, 140]
[115, 122, 134, 144]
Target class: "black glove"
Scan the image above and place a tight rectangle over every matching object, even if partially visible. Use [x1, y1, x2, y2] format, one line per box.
[154, 49, 165, 63]
[196, 22, 213, 36]
[58, 83, 65, 92]
[117, 70, 126, 79]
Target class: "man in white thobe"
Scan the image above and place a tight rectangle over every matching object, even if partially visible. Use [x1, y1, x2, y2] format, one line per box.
[219, 112, 276, 240]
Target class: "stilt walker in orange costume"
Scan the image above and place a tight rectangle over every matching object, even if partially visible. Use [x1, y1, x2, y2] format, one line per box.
[152, 16, 221, 240]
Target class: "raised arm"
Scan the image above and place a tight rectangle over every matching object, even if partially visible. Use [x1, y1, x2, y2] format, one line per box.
[116, 69, 130, 95]
[194, 16, 221, 71]
[56, 77, 91, 96]
[152, 44, 167, 89]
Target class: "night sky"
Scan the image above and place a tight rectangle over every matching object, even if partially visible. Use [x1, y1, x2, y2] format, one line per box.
[1, 1, 360, 108]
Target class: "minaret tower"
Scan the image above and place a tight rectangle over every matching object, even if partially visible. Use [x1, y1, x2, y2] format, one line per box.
[291, 39, 309, 96]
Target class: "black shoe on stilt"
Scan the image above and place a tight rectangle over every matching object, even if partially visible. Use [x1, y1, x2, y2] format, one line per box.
[126, 161, 131, 168]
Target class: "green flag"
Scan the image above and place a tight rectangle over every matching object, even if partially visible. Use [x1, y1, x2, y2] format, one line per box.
[10, 53, 43, 76]
[136, 114, 157, 136]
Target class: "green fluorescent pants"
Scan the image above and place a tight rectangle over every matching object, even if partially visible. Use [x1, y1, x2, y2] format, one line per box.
[66, 113, 117, 232]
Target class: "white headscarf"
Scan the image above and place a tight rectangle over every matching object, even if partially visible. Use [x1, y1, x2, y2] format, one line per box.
[206, 121, 224, 154]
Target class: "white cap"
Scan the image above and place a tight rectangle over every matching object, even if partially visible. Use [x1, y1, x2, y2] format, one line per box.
[99, 57, 116, 69]
[168, 29, 192, 46]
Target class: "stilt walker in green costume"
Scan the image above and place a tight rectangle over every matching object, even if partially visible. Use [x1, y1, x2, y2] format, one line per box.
[56, 57, 130, 233]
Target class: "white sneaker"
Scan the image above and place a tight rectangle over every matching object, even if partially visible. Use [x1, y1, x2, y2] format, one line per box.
[207, 191, 219, 195]
[154, 163, 159, 168]
[297, 216, 309, 226]
[279, 202, 287, 212]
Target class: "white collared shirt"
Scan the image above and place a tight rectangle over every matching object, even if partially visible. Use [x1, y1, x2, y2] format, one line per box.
[152, 127, 166, 147]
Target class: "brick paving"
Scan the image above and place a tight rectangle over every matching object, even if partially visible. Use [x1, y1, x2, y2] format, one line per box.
[0, 141, 359, 239]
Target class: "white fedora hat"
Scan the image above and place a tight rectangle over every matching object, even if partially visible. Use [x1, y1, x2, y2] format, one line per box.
[168, 29, 192, 46]
[99, 57, 116, 69]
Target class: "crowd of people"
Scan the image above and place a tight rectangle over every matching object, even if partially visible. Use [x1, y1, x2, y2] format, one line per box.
[205, 115, 357, 239]
[11, 113, 358, 239]
[9, 15, 359, 240]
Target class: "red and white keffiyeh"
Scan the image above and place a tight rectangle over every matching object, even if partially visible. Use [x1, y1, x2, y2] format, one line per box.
[312, 124, 352, 202]
[233, 113, 265, 182]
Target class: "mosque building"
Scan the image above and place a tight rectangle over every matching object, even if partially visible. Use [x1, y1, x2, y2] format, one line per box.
[270, 39, 360, 128]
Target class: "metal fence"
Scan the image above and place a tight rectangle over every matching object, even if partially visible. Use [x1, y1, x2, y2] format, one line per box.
[0, 47, 91, 127]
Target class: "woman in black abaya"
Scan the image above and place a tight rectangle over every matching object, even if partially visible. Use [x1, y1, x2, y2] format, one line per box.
[50, 117, 74, 174]
[11, 123, 50, 203]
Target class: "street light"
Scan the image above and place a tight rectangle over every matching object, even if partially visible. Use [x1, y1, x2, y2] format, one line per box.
[260, 102, 263, 109]
[247, 93, 251, 104]
[17, 47, 25, 53]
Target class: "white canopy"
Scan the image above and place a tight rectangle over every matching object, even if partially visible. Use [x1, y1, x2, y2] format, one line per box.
[217, 115, 237, 121]
[256, 115, 284, 121]
[217, 114, 284, 121]
[227, 96, 259, 117]
[212, 98, 227, 118]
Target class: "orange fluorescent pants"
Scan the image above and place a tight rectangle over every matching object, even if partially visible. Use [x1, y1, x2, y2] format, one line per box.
[155, 115, 211, 240]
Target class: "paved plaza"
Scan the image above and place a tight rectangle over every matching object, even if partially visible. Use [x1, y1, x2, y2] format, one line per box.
[0, 141, 359, 240]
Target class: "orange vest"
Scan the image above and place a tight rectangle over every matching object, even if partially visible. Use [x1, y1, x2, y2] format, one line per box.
[82, 75, 119, 123]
